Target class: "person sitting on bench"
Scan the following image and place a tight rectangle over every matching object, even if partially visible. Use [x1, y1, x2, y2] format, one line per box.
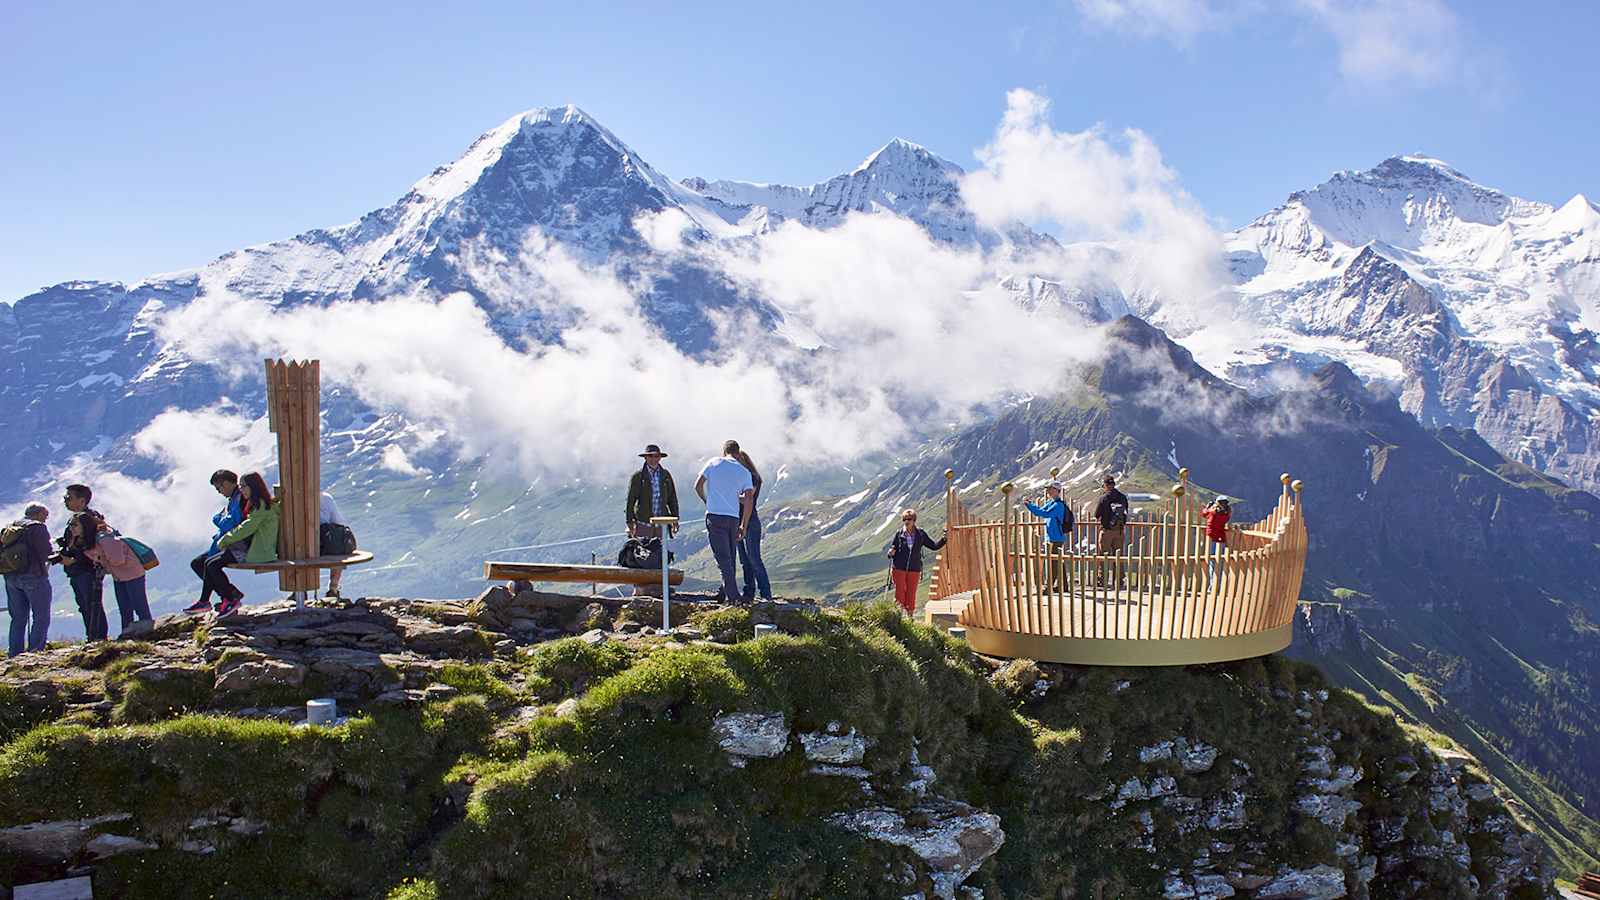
[186, 469, 247, 614]
[207, 473, 280, 616]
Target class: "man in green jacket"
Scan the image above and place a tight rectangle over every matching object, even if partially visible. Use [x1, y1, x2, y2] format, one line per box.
[625, 444, 679, 539]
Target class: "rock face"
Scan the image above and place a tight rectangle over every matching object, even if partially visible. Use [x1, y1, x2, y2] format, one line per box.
[1295, 603, 1363, 656]
[830, 799, 1005, 900]
[711, 713, 789, 766]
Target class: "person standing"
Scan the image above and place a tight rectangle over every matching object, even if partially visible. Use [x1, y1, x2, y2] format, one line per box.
[73, 513, 153, 632]
[1025, 481, 1074, 591]
[54, 483, 107, 642]
[695, 441, 754, 605]
[625, 444, 679, 539]
[1202, 496, 1232, 583]
[733, 447, 773, 603]
[885, 509, 946, 615]
[187, 470, 247, 614]
[1094, 475, 1129, 589]
[3, 504, 55, 656]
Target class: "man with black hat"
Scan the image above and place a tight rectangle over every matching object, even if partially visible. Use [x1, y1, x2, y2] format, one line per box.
[626, 444, 679, 539]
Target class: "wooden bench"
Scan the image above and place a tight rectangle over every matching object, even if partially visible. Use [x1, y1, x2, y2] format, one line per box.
[1574, 871, 1600, 899]
[227, 551, 376, 574]
[484, 560, 683, 587]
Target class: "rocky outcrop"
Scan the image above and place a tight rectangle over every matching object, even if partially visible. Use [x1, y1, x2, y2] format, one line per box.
[1294, 603, 1363, 655]
[831, 799, 1004, 900]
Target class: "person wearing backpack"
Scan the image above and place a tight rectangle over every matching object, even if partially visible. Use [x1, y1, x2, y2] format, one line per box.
[885, 508, 947, 615]
[53, 483, 108, 642]
[187, 469, 248, 614]
[1025, 481, 1075, 591]
[3, 503, 55, 656]
[1094, 475, 1129, 589]
[71, 512, 153, 632]
[209, 473, 280, 616]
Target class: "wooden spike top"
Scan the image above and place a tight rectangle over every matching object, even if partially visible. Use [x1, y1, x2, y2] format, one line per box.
[1172, 483, 1186, 497]
[1291, 479, 1304, 493]
[1000, 482, 1014, 495]
[944, 468, 955, 481]
[1178, 467, 1190, 483]
[1280, 472, 1292, 485]
[1049, 466, 1061, 477]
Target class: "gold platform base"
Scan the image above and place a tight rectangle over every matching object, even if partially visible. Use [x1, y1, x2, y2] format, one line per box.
[960, 621, 1294, 666]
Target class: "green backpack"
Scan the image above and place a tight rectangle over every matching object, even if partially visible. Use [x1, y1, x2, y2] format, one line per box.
[0, 521, 33, 575]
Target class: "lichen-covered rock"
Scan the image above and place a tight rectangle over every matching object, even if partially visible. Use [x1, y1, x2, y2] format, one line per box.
[829, 798, 1004, 900]
[212, 659, 306, 693]
[1255, 864, 1346, 899]
[711, 712, 788, 765]
[800, 727, 872, 765]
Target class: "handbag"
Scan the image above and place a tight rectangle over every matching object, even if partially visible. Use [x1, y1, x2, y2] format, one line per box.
[320, 523, 358, 556]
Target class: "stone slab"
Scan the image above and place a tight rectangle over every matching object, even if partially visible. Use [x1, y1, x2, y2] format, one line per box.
[14, 876, 94, 900]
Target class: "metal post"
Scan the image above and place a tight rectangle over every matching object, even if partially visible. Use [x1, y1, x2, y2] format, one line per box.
[651, 516, 679, 630]
[591, 551, 597, 597]
[293, 589, 306, 611]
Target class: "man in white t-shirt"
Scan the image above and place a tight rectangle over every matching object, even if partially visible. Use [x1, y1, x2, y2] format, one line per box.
[320, 491, 350, 598]
[695, 440, 755, 605]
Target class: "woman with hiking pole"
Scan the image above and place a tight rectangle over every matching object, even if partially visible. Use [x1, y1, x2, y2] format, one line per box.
[884, 508, 946, 616]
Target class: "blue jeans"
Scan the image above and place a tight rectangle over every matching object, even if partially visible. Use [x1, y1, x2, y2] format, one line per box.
[705, 514, 743, 603]
[113, 577, 153, 631]
[5, 573, 52, 656]
[69, 569, 108, 641]
[736, 510, 772, 601]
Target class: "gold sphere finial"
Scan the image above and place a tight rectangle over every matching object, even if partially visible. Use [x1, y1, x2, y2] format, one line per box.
[1000, 481, 1014, 495]
[1050, 466, 1060, 478]
[1171, 483, 1186, 497]
[1291, 479, 1304, 493]
[1178, 467, 1190, 482]
[1280, 472, 1291, 485]
[944, 468, 955, 481]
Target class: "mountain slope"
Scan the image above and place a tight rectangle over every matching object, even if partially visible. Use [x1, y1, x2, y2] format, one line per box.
[1216, 155, 1600, 493]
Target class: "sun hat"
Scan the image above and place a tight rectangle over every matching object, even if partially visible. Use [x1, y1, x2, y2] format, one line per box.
[638, 444, 668, 458]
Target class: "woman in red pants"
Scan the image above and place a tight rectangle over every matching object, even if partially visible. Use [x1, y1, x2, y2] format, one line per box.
[885, 509, 947, 615]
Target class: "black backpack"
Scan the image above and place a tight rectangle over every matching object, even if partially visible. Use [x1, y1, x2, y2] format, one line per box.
[1103, 502, 1127, 529]
[320, 523, 358, 556]
[617, 537, 670, 569]
[0, 521, 33, 575]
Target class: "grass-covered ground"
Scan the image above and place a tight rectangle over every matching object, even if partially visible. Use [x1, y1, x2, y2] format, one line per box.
[0, 605, 1550, 898]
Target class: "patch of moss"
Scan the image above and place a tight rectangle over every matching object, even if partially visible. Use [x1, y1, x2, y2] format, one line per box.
[0, 699, 496, 898]
[519, 637, 633, 701]
[0, 683, 63, 744]
[689, 606, 753, 642]
[103, 658, 216, 724]
[433, 664, 520, 704]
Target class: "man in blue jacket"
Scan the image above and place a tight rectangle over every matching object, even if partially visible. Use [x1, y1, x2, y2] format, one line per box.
[186, 469, 245, 613]
[1025, 481, 1075, 591]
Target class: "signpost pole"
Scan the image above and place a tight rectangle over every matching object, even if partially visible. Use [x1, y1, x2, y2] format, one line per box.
[651, 516, 679, 630]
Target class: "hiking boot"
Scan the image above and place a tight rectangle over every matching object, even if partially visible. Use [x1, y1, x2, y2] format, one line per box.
[183, 599, 212, 614]
[216, 597, 242, 616]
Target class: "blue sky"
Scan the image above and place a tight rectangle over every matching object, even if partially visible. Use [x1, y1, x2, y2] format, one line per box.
[3, 0, 1595, 302]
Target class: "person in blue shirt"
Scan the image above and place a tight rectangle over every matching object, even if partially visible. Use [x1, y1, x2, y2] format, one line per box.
[1025, 481, 1075, 591]
[186, 469, 247, 613]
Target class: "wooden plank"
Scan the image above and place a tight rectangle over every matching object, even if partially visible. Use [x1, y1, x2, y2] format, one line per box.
[485, 561, 685, 586]
[228, 551, 375, 572]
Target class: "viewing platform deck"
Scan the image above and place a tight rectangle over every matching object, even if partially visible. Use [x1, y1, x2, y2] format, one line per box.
[927, 468, 1307, 666]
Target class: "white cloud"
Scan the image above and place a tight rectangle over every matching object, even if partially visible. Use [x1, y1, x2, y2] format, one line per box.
[12, 406, 276, 548]
[1071, 0, 1231, 41]
[380, 445, 429, 476]
[960, 89, 1233, 322]
[1069, 0, 1469, 88]
[1294, 0, 1462, 86]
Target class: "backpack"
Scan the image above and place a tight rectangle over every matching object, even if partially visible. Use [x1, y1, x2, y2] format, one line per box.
[1103, 502, 1127, 529]
[0, 521, 31, 575]
[617, 537, 669, 570]
[320, 523, 358, 557]
[121, 536, 160, 571]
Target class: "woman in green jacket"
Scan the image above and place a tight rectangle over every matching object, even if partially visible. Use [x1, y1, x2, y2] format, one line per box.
[211, 472, 280, 615]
